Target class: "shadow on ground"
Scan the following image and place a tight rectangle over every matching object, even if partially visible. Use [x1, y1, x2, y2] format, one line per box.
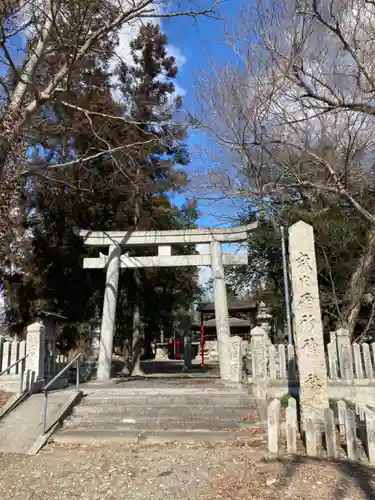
[271, 455, 375, 499]
[110, 359, 220, 380]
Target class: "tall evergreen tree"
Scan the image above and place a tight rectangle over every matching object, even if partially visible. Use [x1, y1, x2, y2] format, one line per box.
[3, 24, 200, 372]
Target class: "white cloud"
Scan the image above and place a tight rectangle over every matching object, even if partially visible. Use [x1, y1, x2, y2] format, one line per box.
[173, 82, 186, 97]
[167, 44, 187, 70]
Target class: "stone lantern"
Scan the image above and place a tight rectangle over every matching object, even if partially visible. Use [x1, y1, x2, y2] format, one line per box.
[89, 306, 101, 359]
[256, 301, 273, 342]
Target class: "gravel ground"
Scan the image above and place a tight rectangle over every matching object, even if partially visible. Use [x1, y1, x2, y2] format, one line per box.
[1, 443, 375, 500]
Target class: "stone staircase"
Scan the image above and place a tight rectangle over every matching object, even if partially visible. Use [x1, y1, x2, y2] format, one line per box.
[53, 378, 267, 446]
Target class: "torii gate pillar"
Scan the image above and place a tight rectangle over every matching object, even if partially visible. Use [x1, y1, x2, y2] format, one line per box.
[97, 244, 121, 382]
[210, 240, 231, 380]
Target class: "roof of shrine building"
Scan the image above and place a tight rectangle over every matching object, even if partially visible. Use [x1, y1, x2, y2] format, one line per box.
[191, 317, 251, 329]
[196, 300, 257, 314]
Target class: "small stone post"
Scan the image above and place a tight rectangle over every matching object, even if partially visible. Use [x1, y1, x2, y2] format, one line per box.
[251, 326, 268, 383]
[336, 328, 354, 380]
[289, 221, 329, 427]
[40, 316, 56, 377]
[251, 325, 269, 418]
[97, 244, 121, 382]
[324, 408, 337, 458]
[345, 409, 358, 461]
[210, 240, 231, 381]
[229, 336, 242, 383]
[1, 341, 10, 373]
[327, 342, 338, 379]
[26, 322, 45, 391]
[362, 343, 373, 379]
[365, 411, 375, 465]
[337, 400, 347, 437]
[269, 345, 277, 380]
[286, 398, 297, 454]
[305, 416, 317, 457]
[268, 399, 280, 454]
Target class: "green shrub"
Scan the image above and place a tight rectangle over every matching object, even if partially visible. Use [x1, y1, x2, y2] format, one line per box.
[279, 393, 293, 408]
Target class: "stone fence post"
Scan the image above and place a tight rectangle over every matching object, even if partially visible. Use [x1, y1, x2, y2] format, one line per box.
[229, 336, 242, 383]
[336, 328, 354, 380]
[26, 321, 45, 392]
[251, 325, 269, 381]
[41, 317, 56, 378]
[251, 325, 269, 418]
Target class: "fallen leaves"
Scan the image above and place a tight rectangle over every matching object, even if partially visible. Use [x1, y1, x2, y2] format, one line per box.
[239, 414, 259, 422]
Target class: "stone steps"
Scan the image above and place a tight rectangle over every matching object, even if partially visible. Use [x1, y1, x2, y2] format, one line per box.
[52, 429, 265, 446]
[77, 395, 253, 408]
[64, 419, 264, 431]
[75, 400, 255, 414]
[53, 379, 264, 446]
[72, 405, 257, 419]
[81, 386, 248, 396]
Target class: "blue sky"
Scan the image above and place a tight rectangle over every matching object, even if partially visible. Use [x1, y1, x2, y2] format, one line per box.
[162, 3, 248, 288]
[163, 1, 242, 229]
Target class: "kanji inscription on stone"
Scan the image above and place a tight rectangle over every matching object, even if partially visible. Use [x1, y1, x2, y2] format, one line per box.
[289, 221, 328, 425]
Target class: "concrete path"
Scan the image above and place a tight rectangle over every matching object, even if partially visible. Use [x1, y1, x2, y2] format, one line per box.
[0, 389, 80, 454]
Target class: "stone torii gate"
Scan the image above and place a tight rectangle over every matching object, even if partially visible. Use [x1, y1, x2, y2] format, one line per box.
[79, 223, 256, 382]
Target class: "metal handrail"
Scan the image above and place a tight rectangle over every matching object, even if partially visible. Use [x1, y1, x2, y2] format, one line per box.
[0, 354, 28, 393]
[42, 353, 82, 434]
[0, 354, 28, 377]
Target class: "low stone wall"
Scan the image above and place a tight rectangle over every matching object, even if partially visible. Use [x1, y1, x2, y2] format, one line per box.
[264, 379, 375, 406]
[267, 396, 375, 463]
[244, 325, 375, 407]
[0, 323, 73, 393]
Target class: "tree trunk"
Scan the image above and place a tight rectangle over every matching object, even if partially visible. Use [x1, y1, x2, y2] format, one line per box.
[129, 172, 145, 376]
[130, 283, 144, 376]
[340, 227, 375, 339]
[120, 334, 131, 375]
[143, 324, 155, 359]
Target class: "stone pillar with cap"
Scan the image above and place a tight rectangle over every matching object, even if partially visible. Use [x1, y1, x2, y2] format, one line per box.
[26, 321, 45, 392]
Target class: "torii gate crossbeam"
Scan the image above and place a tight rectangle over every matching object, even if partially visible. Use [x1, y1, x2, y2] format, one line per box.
[79, 223, 257, 382]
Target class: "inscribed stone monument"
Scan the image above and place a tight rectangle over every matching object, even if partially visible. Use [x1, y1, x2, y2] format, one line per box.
[229, 336, 242, 383]
[336, 328, 354, 380]
[289, 221, 329, 425]
[26, 322, 45, 388]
